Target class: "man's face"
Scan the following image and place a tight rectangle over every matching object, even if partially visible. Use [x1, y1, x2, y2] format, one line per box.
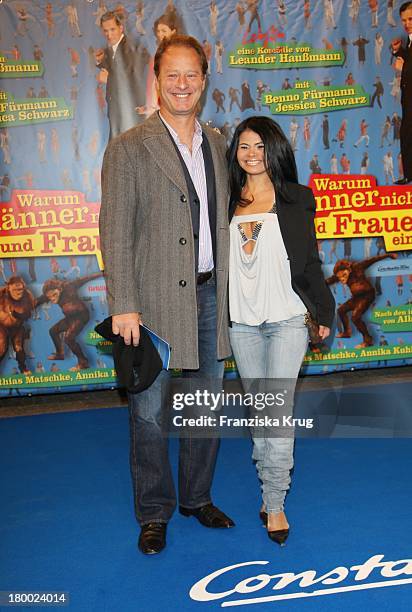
[8, 281, 24, 301]
[337, 269, 350, 284]
[101, 18, 123, 46]
[401, 7, 412, 35]
[46, 288, 61, 304]
[155, 46, 205, 120]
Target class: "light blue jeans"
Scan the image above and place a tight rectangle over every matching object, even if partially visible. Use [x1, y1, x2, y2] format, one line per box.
[229, 314, 308, 514]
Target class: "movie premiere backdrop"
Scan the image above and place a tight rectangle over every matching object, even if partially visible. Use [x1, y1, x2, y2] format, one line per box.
[0, 0, 411, 398]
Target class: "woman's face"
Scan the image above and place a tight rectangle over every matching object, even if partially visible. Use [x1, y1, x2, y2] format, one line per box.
[156, 23, 176, 41]
[236, 129, 267, 177]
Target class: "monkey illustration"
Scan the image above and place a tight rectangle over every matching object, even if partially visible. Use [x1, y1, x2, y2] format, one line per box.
[36, 273, 102, 371]
[0, 277, 35, 373]
[326, 254, 396, 347]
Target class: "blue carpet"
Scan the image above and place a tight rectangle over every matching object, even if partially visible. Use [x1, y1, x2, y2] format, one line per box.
[1, 384, 412, 611]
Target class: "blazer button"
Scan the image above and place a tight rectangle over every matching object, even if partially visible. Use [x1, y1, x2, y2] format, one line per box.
[194, 197, 199, 205]
[193, 233, 198, 240]
[179, 280, 187, 287]
[180, 195, 187, 203]
[179, 237, 187, 245]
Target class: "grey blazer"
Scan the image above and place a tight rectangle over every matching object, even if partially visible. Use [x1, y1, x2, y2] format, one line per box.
[99, 112, 231, 369]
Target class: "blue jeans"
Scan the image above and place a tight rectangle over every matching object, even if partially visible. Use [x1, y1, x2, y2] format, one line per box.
[128, 278, 224, 525]
[229, 315, 308, 514]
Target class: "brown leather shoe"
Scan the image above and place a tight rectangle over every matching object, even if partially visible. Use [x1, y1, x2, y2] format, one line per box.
[179, 503, 235, 528]
[138, 522, 167, 555]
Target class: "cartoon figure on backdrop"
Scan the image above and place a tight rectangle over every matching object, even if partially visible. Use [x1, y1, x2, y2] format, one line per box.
[135, 1, 146, 36]
[38, 86, 50, 99]
[0, 129, 11, 165]
[202, 39, 212, 75]
[326, 254, 397, 348]
[353, 35, 370, 65]
[210, 1, 219, 37]
[212, 88, 226, 112]
[322, 38, 334, 50]
[215, 40, 224, 74]
[241, 80, 255, 111]
[371, 75, 384, 107]
[309, 154, 322, 174]
[95, 11, 149, 139]
[392, 111, 401, 143]
[281, 77, 292, 89]
[255, 80, 269, 111]
[345, 72, 355, 85]
[229, 86, 242, 111]
[72, 125, 81, 161]
[389, 71, 402, 102]
[324, 0, 337, 29]
[236, 1, 247, 32]
[92, 0, 107, 26]
[44, 3, 56, 38]
[278, 0, 287, 26]
[303, 116, 311, 150]
[340, 152, 350, 174]
[246, 0, 262, 32]
[387, 0, 397, 26]
[383, 150, 396, 183]
[289, 118, 299, 151]
[339, 36, 349, 65]
[65, 3, 82, 38]
[369, 0, 379, 28]
[26, 86, 36, 99]
[37, 129, 47, 163]
[375, 32, 384, 64]
[360, 151, 370, 174]
[0, 174, 11, 198]
[333, 119, 347, 148]
[354, 119, 370, 147]
[0, 277, 35, 374]
[35, 273, 102, 371]
[68, 47, 80, 77]
[82, 168, 92, 198]
[50, 128, 60, 163]
[322, 114, 330, 149]
[380, 115, 392, 146]
[33, 44, 43, 62]
[16, 7, 36, 37]
[391, 2, 412, 184]
[330, 153, 338, 173]
[304, 0, 312, 29]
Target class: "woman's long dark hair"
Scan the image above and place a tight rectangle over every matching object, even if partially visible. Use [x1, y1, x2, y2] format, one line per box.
[226, 116, 298, 211]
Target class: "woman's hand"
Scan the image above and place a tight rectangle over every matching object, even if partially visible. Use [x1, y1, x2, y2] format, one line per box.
[318, 325, 330, 340]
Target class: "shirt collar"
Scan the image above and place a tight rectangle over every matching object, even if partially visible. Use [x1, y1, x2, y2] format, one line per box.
[112, 34, 124, 56]
[158, 111, 202, 146]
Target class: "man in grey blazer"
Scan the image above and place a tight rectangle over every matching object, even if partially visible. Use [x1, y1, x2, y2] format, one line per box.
[99, 35, 234, 554]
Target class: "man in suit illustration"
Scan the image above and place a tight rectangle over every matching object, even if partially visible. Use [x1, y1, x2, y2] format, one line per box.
[95, 11, 148, 139]
[391, 2, 412, 183]
[99, 35, 234, 555]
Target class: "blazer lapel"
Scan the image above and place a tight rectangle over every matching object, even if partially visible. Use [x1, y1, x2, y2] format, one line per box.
[141, 114, 188, 197]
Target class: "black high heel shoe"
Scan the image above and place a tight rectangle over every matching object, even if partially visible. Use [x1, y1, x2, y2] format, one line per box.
[259, 511, 289, 546]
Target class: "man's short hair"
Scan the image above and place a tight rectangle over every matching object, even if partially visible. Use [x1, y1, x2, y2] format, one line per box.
[100, 11, 123, 27]
[7, 276, 25, 287]
[400, 2, 412, 14]
[154, 35, 208, 77]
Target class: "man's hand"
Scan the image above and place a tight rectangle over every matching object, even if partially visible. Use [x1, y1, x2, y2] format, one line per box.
[318, 326, 330, 341]
[94, 47, 105, 64]
[97, 68, 108, 84]
[112, 312, 142, 346]
[394, 57, 404, 72]
[391, 37, 402, 54]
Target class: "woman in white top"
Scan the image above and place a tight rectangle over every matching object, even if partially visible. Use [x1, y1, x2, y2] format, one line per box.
[227, 116, 335, 545]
